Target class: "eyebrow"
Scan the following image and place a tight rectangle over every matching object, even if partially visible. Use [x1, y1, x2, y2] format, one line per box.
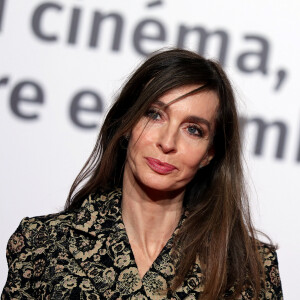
[153, 100, 166, 108]
[152, 100, 212, 132]
[185, 116, 211, 132]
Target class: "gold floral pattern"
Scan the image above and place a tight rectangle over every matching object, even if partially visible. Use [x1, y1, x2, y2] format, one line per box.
[143, 272, 167, 299]
[33, 259, 46, 277]
[2, 190, 283, 299]
[8, 233, 24, 254]
[117, 267, 142, 295]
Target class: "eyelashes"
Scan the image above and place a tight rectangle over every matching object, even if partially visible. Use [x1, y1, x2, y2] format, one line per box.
[186, 124, 204, 138]
[146, 108, 162, 121]
[145, 107, 205, 138]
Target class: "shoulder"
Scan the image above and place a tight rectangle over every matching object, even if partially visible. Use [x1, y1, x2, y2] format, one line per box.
[257, 241, 279, 266]
[3, 211, 78, 298]
[15, 210, 73, 235]
[6, 211, 74, 260]
[6, 189, 121, 258]
[257, 241, 283, 299]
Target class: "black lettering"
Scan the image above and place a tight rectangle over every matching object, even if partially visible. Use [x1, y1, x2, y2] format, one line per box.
[240, 117, 287, 159]
[0, 0, 7, 32]
[68, 7, 81, 44]
[10, 81, 44, 119]
[31, 2, 62, 41]
[274, 69, 287, 91]
[147, 1, 163, 8]
[133, 18, 166, 56]
[0, 76, 9, 86]
[70, 90, 103, 129]
[177, 25, 228, 65]
[89, 11, 123, 50]
[237, 35, 269, 74]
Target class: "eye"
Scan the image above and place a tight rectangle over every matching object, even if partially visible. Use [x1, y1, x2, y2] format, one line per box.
[146, 108, 162, 121]
[186, 125, 204, 137]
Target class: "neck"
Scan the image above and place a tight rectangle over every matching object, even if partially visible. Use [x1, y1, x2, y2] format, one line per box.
[121, 176, 184, 261]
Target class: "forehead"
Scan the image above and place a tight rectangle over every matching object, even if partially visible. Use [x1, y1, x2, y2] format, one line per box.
[156, 85, 219, 120]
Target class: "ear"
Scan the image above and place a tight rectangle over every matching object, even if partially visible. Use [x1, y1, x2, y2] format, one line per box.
[200, 147, 215, 168]
[124, 132, 130, 140]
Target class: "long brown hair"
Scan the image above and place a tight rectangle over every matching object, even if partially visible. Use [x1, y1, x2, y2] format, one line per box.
[65, 49, 267, 299]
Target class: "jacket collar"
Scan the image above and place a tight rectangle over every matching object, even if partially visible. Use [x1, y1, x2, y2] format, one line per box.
[65, 189, 203, 297]
[71, 189, 123, 237]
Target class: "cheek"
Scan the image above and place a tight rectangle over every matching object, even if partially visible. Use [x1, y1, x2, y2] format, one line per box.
[126, 134, 151, 161]
[179, 150, 205, 184]
[184, 155, 201, 169]
[181, 137, 208, 159]
[130, 123, 158, 150]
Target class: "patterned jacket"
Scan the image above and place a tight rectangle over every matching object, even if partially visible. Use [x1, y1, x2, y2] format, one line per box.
[2, 190, 283, 299]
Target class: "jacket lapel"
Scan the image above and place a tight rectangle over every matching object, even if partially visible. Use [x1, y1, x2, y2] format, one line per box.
[64, 190, 204, 297]
[66, 190, 142, 296]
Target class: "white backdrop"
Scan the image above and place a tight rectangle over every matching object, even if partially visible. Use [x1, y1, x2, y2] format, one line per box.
[1, 0, 299, 298]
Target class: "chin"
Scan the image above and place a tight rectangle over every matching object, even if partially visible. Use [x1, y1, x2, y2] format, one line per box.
[137, 175, 185, 194]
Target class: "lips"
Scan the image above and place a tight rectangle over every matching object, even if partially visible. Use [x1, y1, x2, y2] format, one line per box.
[146, 157, 177, 174]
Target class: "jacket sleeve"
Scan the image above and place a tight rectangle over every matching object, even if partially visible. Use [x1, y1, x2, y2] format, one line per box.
[1, 218, 41, 299]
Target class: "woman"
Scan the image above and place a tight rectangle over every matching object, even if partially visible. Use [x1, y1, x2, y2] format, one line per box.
[2, 49, 283, 299]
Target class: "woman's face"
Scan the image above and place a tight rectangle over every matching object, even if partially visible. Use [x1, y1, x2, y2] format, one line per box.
[123, 85, 219, 193]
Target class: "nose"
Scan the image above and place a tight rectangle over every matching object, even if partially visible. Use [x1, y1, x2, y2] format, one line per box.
[156, 124, 178, 154]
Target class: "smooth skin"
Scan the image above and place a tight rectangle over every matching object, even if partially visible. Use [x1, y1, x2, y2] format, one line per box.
[122, 85, 219, 278]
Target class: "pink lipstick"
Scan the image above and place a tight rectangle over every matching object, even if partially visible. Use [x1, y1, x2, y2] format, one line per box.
[146, 157, 176, 175]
